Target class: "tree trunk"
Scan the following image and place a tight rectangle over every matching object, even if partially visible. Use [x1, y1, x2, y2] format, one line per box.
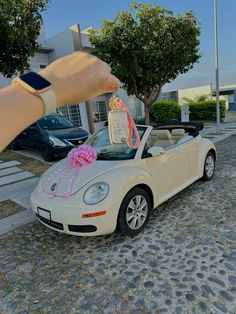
[144, 101, 150, 125]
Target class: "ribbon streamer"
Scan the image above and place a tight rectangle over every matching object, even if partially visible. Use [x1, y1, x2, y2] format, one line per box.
[37, 144, 97, 198]
[109, 97, 140, 148]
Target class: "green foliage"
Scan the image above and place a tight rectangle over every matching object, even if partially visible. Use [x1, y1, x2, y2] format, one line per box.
[0, 0, 49, 77]
[151, 101, 181, 122]
[189, 100, 226, 121]
[88, 2, 201, 124]
[182, 94, 211, 104]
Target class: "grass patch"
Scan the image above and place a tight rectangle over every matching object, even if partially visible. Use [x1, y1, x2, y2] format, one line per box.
[0, 148, 50, 176]
[0, 199, 26, 219]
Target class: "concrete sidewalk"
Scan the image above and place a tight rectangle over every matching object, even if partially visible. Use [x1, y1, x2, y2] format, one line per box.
[0, 160, 38, 235]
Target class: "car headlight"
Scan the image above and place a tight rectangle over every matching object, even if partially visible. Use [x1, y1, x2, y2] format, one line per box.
[83, 182, 109, 205]
[49, 136, 69, 147]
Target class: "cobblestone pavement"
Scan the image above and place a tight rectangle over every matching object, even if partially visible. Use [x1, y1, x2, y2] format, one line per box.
[0, 136, 236, 314]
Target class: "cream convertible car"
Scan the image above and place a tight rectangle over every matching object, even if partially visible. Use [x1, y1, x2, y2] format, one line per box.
[31, 122, 216, 237]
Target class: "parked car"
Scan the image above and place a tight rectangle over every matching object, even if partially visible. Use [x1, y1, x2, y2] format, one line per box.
[11, 113, 89, 161]
[31, 122, 216, 236]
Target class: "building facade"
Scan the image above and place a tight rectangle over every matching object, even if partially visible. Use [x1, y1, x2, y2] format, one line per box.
[0, 24, 144, 133]
[161, 84, 236, 111]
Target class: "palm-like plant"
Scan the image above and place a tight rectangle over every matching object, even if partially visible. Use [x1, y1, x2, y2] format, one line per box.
[182, 94, 211, 104]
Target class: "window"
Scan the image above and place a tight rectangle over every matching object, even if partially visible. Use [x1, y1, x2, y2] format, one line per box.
[90, 100, 108, 123]
[57, 104, 82, 126]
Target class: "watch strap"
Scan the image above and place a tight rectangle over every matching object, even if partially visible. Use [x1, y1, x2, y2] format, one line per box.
[39, 89, 57, 115]
[12, 73, 56, 116]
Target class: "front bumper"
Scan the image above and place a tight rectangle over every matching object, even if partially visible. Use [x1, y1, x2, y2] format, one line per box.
[30, 191, 118, 236]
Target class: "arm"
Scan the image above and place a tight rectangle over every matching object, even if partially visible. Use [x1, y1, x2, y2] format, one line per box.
[0, 52, 120, 152]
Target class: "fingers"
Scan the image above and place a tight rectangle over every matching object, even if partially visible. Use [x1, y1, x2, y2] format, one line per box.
[104, 74, 120, 93]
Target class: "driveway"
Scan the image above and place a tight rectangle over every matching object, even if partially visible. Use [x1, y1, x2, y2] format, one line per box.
[0, 135, 236, 313]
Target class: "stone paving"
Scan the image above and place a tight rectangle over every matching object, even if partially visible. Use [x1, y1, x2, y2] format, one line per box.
[0, 161, 37, 235]
[0, 136, 236, 313]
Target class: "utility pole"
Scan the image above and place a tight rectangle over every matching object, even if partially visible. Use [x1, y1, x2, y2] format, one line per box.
[214, 0, 221, 133]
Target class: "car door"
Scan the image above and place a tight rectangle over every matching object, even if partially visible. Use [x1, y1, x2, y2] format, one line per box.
[183, 136, 201, 178]
[17, 123, 41, 150]
[144, 143, 190, 202]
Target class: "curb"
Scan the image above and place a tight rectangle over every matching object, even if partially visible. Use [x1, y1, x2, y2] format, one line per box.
[0, 209, 35, 236]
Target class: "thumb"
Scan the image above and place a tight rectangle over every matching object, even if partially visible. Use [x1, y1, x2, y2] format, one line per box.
[103, 74, 120, 93]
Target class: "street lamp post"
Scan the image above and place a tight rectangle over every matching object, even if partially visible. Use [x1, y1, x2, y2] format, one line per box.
[214, 0, 220, 133]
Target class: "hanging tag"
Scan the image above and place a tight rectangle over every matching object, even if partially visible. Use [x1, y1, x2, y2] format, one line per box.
[108, 96, 140, 148]
[108, 110, 129, 144]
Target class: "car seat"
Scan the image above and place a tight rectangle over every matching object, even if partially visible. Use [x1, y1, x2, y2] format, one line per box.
[152, 130, 174, 148]
[171, 129, 185, 142]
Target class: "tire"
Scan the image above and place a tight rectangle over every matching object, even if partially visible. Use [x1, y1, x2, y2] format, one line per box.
[117, 187, 152, 236]
[10, 141, 21, 151]
[202, 151, 215, 181]
[41, 145, 53, 162]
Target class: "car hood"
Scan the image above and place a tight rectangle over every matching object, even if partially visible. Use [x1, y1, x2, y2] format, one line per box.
[47, 127, 88, 140]
[40, 158, 131, 197]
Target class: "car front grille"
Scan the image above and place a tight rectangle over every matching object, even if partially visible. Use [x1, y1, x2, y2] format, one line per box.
[36, 214, 64, 230]
[66, 136, 88, 146]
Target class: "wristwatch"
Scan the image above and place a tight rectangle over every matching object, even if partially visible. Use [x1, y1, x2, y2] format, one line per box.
[12, 72, 56, 116]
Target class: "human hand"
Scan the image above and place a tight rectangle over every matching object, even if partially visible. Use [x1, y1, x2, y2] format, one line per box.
[39, 52, 120, 107]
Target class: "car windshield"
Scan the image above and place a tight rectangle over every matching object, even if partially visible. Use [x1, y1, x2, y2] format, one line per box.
[86, 126, 147, 160]
[38, 115, 74, 130]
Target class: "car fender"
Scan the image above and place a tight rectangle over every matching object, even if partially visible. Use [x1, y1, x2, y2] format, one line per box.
[93, 166, 154, 217]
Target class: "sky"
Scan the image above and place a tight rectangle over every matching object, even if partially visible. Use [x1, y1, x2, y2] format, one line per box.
[42, 0, 236, 92]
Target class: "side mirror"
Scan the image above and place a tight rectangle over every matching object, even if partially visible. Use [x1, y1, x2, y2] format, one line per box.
[147, 146, 165, 157]
[28, 125, 38, 132]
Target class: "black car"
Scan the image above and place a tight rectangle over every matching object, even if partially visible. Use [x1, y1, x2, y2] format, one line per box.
[11, 114, 89, 161]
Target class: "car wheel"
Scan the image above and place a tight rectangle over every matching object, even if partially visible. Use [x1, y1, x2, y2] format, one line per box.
[117, 187, 151, 236]
[10, 141, 21, 151]
[202, 151, 215, 181]
[41, 145, 53, 162]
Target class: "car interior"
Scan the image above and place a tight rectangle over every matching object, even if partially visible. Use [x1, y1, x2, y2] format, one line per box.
[147, 128, 194, 149]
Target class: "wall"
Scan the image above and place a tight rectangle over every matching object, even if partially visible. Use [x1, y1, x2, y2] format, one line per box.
[178, 85, 212, 104]
[45, 30, 75, 62]
[29, 52, 49, 72]
[118, 88, 144, 121]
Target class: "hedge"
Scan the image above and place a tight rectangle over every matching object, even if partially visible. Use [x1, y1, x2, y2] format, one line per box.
[188, 100, 226, 121]
[150, 100, 226, 123]
[150, 101, 181, 123]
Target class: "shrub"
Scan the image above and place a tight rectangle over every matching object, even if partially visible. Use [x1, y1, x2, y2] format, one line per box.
[151, 101, 181, 123]
[188, 100, 226, 121]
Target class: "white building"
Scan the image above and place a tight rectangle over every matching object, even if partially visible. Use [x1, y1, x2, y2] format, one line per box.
[161, 84, 236, 111]
[0, 24, 144, 133]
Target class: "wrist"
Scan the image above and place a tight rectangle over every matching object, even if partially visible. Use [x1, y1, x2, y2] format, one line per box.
[11, 84, 45, 116]
[12, 72, 57, 115]
[39, 70, 61, 107]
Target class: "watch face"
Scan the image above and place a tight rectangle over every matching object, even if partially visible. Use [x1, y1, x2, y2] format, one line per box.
[20, 72, 51, 90]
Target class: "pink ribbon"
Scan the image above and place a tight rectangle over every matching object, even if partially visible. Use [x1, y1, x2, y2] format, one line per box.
[37, 144, 97, 199]
[112, 97, 140, 149]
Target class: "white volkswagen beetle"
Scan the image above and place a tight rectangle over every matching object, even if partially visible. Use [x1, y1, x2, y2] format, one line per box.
[31, 122, 216, 237]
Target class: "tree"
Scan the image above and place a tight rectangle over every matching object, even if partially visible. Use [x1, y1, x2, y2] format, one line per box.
[89, 3, 201, 124]
[0, 0, 49, 77]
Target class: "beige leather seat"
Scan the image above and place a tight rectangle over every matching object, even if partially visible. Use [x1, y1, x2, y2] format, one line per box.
[152, 130, 174, 148]
[148, 130, 160, 146]
[171, 129, 185, 142]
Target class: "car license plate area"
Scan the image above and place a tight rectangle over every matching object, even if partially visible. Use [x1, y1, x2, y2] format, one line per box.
[37, 207, 51, 220]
